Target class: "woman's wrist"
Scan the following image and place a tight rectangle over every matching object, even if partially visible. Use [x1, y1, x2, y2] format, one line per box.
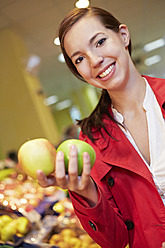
[75, 178, 98, 207]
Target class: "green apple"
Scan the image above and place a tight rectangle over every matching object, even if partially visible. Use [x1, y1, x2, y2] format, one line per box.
[56, 139, 96, 176]
[18, 138, 56, 179]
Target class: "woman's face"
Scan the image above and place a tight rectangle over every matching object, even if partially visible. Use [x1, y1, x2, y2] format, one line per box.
[64, 15, 131, 92]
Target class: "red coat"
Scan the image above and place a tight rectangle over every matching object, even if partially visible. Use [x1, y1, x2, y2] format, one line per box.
[70, 76, 165, 248]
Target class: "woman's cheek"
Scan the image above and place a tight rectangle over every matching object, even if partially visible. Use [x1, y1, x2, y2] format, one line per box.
[77, 65, 89, 79]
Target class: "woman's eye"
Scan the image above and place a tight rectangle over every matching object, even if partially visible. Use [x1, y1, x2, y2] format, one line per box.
[96, 38, 106, 47]
[75, 56, 84, 64]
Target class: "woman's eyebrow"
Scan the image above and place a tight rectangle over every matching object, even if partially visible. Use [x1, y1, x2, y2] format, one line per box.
[71, 51, 80, 59]
[89, 32, 104, 45]
[70, 32, 104, 59]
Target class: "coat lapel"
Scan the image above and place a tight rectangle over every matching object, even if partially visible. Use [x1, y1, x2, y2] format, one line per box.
[98, 124, 154, 183]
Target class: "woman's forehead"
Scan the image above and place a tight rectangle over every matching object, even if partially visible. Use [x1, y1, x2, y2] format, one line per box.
[64, 16, 107, 55]
[74, 14, 104, 30]
[65, 15, 106, 43]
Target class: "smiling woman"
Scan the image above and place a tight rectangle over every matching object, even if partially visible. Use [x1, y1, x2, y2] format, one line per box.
[37, 6, 165, 248]
[64, 20, 130, 92]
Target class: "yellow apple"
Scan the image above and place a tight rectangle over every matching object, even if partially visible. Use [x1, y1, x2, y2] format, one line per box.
[0, 215, 13, 228]
[1, 219, 17, 242]
[18, 138, 56, 179]
[16, 216, 30, 235]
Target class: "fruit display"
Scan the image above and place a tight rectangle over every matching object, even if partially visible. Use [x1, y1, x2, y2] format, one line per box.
[0, 158, 17, 181]
[57, 139, 96, 175]
[0, 137, 98, 248]
[23, 197, 100, 248]
[24, 215, 100, 248]
[47, 198, 101, 248]
[0, 212, 31, 245]
[53, 198, 81, 230]
[0, 168, 66, 220]
[0, 174, 45, 212]
[23, 215, 58, 247]
[0, 168, 16, 181]
[18, 138, 56, 179]
[48, 228, 100, 248]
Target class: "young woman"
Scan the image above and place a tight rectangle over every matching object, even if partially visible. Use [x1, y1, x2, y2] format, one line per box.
[37, 7, 165, 248]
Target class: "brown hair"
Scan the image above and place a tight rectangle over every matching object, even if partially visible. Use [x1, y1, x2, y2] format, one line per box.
[58, 7, 132, 142]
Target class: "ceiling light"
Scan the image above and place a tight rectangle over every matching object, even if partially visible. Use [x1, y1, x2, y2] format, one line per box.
[70, 106, 81, 122]
[26, 55, 41, 72]
[58, 53, 65, 63]
[144, 55, 161, 66]
[44, 95, 58, 106]
[54, 37, 60, 46]
[55, 99, 72, 111]
[143, 38, 165, 52]
[75, 0, 90, 8]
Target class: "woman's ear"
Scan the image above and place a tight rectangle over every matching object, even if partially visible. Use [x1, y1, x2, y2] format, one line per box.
[119, 24, 130, 48]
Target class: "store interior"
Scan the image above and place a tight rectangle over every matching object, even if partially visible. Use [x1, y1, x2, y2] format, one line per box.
[0, 0, 165, 247]
[0, 0, 165, 156]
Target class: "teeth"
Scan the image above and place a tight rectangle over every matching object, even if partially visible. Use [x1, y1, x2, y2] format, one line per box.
[99, 64, 114, 78]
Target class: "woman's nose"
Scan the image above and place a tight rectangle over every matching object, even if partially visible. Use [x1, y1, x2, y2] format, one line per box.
[88, 52, 104, 68]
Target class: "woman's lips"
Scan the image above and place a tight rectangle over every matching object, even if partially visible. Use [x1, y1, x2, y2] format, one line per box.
[97, 63, 115, 78]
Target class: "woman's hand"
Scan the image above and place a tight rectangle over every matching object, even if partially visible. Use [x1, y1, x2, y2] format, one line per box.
[37, 145, 98, 207]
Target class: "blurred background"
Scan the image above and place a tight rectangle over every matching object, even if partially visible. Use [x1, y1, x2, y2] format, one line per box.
[0, 0, 165, 158]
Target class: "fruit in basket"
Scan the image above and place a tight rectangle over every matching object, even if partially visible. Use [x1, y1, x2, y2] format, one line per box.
[49, 234, 62, 244]
[16, 216, 30, 235]
[0, 215, 31, 242]
[80, 233, 94, 245]
[57, 242, 69, 248]
[0, 215, 13, 228]
[69, 237, 82, 247]
[61, 228, 77, 243]
[18, 138, 56, 179]
[1, 219, 17, 241]
[57, 139, 96, 175]
[48, 227, 101, 248]
[53, 202, 65, 214]
[89, 244, 101, 248]
[60, 228, 77, 238]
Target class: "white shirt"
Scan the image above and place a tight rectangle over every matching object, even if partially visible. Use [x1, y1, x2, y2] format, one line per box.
[112, 78, 165, 205]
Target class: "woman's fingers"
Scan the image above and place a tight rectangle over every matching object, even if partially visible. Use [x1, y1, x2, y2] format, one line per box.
[78, 152, 91, 190]
[68, 145, 78, 190]
[67, 146, 91, 192]
[36, 169, 56, 187]
[55, 150, 68, 189]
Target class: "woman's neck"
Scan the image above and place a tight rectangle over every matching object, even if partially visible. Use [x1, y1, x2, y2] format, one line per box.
[109, 73, 146, 115]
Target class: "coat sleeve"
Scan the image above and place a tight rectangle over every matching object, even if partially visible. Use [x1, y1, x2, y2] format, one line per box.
[69, 185, 129, 248]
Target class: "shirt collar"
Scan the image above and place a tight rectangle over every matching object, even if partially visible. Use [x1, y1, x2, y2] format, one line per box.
[143, 77, 155, 111]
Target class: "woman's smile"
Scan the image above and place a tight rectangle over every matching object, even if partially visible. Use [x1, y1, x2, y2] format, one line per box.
[97, 62, 116, 81]
[98, 63, 115, 78]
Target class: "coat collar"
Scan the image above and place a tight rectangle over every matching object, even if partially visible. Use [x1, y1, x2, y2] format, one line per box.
[143, 75, 165, 117]
[92, 124, 154, 183]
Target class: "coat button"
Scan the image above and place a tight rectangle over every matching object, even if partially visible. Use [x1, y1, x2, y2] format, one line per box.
[125, 220, 134, 230]
[162, 102, 165, 109]
[88, 221, 96, 231]
[107, 177, 114, 187]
